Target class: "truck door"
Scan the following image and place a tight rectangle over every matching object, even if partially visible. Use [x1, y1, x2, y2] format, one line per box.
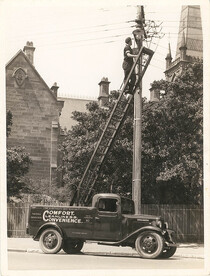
[93, 197, 121, 241]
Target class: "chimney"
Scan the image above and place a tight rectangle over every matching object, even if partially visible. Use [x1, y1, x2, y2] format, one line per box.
[150, 87, 160, 102]
[23, 41, 35, 65]
[98, 77, 110, 107]
[51, 82, 59, 98]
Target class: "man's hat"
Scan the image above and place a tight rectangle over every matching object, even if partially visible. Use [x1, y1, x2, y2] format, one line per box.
[125, 37, 132, 44]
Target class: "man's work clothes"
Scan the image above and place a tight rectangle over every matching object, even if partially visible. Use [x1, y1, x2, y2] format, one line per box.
[122, 45, 136, 94]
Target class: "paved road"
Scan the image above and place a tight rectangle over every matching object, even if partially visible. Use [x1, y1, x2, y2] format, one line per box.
[8, 251, 204, 271]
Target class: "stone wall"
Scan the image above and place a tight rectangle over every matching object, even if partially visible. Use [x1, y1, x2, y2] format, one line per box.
[6, 51, 62, 185]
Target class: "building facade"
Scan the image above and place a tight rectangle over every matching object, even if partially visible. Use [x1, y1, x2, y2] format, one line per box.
[58, 77, 110, 130]
[150, 5, 203, 101]
[6, 42, 64, 187]
[6, 41, 111, 189]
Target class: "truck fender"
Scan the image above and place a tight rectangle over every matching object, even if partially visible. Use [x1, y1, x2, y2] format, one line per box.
[135, 226, 163, 235]
[33, 222, 65, 241]
[119, 226, 163, 244]
[98, 226, 163, 247]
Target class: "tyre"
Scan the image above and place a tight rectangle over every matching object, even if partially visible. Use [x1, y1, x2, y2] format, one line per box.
[63, 239, 84, 254]
[135, 231, 164, 259]
[160, 246, 177, 259]
[39, 228, 63, 254]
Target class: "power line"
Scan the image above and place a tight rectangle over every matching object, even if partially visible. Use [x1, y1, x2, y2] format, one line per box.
[37, 38, 125, 51]
[9, 25, 134, 42]
[38, 33, 131, 48]
[150, 63, 165, 70]
[150, 41, 176, 53]
[8, 16, 203, 42]
[9, 20, 134, 39]
[146, 19, 202, 22]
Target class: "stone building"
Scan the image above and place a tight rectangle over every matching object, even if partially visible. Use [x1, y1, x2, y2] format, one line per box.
[150, 5, 203, 101]
[6, 39, 111, 190]
[58, 77, 110, 130]
[6, 42, 64, 187]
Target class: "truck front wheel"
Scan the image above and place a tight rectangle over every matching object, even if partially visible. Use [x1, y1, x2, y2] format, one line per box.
[39, 228, 63, 254]
[63, 239, 84, 254]
[160, 246, 177, 258]
[135, 231, 164, 259]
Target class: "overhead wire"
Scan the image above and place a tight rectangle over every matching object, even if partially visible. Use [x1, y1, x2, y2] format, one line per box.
[38, 33, 131, 48]
[8, 15, 203, 42]
[9, 11, 202, 73]
[9, 20, 134, 40]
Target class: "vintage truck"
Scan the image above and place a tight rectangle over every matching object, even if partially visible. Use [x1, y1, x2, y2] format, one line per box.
[27, 193, 177, 259]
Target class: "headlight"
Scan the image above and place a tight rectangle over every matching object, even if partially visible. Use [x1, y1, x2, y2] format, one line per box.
[164, 222, 169, 229]
[156, 220, 162, 228]
[151, 219, 162, 228]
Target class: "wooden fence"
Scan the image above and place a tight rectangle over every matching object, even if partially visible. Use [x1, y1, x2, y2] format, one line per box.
[7, 202, 203, 242]
[141, 204, 204, 242]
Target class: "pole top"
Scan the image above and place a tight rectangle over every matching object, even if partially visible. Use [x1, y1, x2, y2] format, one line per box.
[135, 6, 145, 26]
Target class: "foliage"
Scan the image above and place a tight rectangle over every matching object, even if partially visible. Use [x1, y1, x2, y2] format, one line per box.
[59, 91, 134, 202]
[7, 146, 32, 198]
[6, 110, 13, 137]
[59, 60, 203, 204]
[141, 61, 203, 204]
[6, 110, 32, 199]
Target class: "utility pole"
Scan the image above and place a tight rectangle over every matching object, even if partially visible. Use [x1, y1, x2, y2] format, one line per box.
[132, 6, 145, 214]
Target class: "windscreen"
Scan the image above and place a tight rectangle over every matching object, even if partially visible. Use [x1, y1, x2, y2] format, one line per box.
[121, 198, 135, 214]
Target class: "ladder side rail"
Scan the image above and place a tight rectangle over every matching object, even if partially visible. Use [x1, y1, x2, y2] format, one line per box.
[76, 48, 144, 202]
[83, 51, 154, 203]
[77, 47, 153, 204]
[80, 97, 132, 202]
[89, 51, 153, 175]
[141, 51, 154, 76]
[84, 94, 135, 203]
[119, 45, 144, 94]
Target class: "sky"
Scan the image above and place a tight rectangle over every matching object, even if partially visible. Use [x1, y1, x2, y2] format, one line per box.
[1, 0, 208, 101]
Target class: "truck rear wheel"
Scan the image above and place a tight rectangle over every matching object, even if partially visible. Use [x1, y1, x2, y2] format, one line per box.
[135, 231, 164, 259]
[39, 228, 63, 254]
[63, 239, 84, 254]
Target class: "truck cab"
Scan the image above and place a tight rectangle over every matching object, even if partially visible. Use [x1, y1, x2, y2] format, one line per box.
[92, 194, 130, 241]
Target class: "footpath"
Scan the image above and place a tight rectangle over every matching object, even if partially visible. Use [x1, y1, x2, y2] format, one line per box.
[7, 238, 204, 259]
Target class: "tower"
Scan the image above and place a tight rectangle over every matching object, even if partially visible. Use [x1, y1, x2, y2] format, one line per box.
[164, 5, 203, 82]
[175, 5, 202, 60]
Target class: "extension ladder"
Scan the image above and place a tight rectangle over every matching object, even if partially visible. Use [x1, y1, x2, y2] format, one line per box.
[71, 46, 154, 205]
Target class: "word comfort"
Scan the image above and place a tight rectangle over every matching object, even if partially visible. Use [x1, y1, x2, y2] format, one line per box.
[43, 209, 83, 223]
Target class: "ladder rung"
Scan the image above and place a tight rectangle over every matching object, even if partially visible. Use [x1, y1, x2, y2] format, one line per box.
[142, 47, 154, 56]
[111, 116, 121, 121]
[95, 152, 106, 157]
[107, 126, 117, 131]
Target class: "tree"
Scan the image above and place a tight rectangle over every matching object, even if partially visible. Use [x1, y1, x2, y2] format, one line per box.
[7, 146, 31, 198]
[6, 111, 32, 199]
[141, 60, 203, 204]
[59, 60, 203, 204]
[59, 91, 134, 202]
[6, 110, 13, 137]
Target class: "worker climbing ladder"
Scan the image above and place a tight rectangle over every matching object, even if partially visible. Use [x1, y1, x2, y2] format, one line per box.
[71, 46, 154, 206]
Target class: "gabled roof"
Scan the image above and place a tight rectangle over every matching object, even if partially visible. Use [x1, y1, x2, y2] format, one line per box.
[6, 49, 58, 102]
